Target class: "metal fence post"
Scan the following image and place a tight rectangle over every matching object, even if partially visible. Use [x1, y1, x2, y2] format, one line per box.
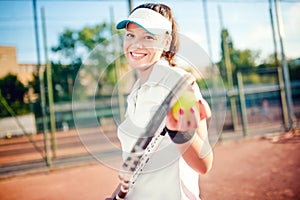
[237, 72, 248, 136]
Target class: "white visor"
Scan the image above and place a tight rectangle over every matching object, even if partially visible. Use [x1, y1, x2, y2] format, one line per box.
[116, 8, 172, 35]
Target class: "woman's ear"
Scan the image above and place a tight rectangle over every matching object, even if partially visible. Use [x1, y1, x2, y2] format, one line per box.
[163, 34, 172, 52]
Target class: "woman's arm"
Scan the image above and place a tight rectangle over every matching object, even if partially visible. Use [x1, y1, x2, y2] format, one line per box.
[166, 97, 213, 174]
[178, 118, 213, 174]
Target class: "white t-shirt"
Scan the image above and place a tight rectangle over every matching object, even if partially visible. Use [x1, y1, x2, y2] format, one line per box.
[117, 60, 202, 200]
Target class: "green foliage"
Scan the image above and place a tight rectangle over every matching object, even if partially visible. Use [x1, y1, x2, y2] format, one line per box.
[50, 22, 125, 101]
[0, 74, 30, 117]
[232, 49, 259, 70]
[29, 71, 40, 94]
[51, 28, 76, 63]
[218, 28, 262, 86]
[51, 62, 81, 102]
[262, 55, 300, 82]
[78, 23, 108, 50]
[217, 28, 299, 87]
[289, 59, 300, 81]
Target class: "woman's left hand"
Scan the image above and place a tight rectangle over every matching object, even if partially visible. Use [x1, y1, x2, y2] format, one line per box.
[166, 104, 200, 132]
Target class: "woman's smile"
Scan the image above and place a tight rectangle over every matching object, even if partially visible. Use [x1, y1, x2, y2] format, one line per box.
[130, 51, 147, 59]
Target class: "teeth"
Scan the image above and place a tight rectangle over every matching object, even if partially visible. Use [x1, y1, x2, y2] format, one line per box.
[131, 52, 145, 57]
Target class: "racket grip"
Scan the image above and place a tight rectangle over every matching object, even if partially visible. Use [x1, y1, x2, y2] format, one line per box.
[113, 190, 127, 200]
[108, 184, 127, 200]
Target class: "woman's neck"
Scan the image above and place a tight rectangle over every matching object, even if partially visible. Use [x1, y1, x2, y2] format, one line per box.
[136, 63, 155, 85]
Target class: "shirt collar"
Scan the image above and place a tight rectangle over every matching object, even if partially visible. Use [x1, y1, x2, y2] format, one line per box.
[131, 60, 170, 92]
[143, 60, 169, 87]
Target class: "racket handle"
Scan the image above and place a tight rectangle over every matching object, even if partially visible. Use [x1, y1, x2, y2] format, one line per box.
[107, 184, 127, 200]
[113, 191, 126, 200]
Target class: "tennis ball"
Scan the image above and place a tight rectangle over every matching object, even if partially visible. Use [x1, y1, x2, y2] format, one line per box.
[172, 90, 199, 121]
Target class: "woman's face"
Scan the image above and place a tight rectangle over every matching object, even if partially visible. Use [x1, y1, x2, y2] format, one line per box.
[123, 23, 169, 70]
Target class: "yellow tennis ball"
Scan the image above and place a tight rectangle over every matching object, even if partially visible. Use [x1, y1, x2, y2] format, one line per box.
[172, 90, 200, 121]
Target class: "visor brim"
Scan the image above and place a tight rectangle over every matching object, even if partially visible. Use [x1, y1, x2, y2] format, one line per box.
[116, 19, 159, 35]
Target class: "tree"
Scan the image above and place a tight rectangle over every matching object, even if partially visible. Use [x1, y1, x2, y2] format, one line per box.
[50, 22, 125, 101]
[0, 74, 30, 117]
[217, 29, 261, 85]
[78, 23, 108, 51]
[288, 58, 300, 82]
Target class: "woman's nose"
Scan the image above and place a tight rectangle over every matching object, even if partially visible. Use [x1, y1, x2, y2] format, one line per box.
[129, 38, 144, 49]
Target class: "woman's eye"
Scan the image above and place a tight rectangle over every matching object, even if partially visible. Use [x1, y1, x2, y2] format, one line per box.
[126, 33, 134, 38]
[144, 35, 155, 40]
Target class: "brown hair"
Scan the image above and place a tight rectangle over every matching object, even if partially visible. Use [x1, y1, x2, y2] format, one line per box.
[132, 3, 179, 66]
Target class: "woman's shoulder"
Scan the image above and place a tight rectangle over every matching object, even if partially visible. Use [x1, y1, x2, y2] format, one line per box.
[149, 60, 196, 90]
[155, 60, 191, 78]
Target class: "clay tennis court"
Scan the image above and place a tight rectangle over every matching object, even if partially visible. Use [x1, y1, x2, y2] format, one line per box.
[0, 128, 299, 200]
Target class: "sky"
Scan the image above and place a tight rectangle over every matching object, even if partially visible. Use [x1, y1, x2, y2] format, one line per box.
[0, 0, 299, 64]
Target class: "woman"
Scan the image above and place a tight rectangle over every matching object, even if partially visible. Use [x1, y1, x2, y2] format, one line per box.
[115, 3, 212, 199]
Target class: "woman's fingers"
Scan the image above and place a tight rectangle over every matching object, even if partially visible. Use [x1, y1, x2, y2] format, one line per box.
[166, 111, 177, 130]
[188, 107, 199, 129]
[167, 106, 201, 131]
[177, 108, 188, 131]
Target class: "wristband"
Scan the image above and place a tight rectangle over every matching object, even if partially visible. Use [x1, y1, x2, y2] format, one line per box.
[165, 127, 194, 144]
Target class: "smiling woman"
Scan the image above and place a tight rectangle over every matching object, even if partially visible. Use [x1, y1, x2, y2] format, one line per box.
[107, 3, 213, 200]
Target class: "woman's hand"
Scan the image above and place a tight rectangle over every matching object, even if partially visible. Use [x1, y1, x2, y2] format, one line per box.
[166, 82, 210, 133]
[166, 95, 210, 143]
[166, 105, 200, 132]
[166, 92, 213, 174]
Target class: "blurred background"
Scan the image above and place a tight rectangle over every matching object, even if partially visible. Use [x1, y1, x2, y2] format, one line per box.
[0, 0, 299, 198]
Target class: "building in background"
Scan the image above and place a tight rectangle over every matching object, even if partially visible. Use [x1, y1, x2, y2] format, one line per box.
[0, 46, 18, 78]
[0, 46, 39, 86]
[0, 46, 39, 102]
